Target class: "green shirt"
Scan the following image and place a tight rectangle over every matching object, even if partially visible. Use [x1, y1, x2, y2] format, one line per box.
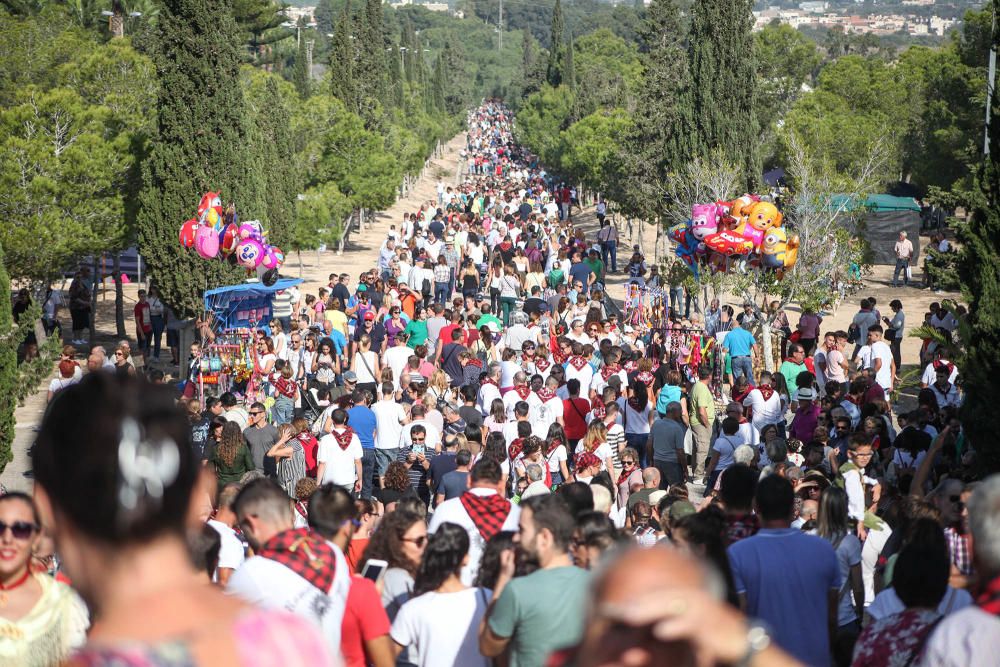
[476, 313, 503, 331]
[489, 566, 589, 667]
[689, 380, 716, 426]
[403, 319, 428, 347]
[779, 360, 807, 392]
[584, 257, 605, 282]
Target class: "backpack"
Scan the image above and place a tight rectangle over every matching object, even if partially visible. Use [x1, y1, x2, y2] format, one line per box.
[847, 323, 861, 344]
[421, 275, 432, 299]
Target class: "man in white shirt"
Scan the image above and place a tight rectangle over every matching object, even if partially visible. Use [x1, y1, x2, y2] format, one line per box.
[228, 479, 348, 659]
[502, 372, 541, 420]
[564, 342, 595, 398]
[892, 230, 914, 288]
[741, 371, 784, 434]
[502, 312, 533, 352]
[207, 483, 245, 585]
[535, 376, 565, 433]
[383, 336, 415, 390]
[921, 354, 959, 388]
[317, 408, 364, 493]
[428, 459, 520, 585]
[477, 362, 503, 415]
[865, 325, 895, 393]
[372, 381, 408, 484]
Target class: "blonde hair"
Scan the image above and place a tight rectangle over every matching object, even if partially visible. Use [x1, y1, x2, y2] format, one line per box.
[430, 369, 450, 393]
[583, 420, 608, 453]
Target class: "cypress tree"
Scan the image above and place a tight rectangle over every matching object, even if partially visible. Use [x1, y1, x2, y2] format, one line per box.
[389, 40, 404, 109]
[248, 77, 298, 245]
[0, 242, 17, 473]
[432, 53, 446, 113]
[136, 0, 259, 316]
[547, 0, 564, 87]
[522, 27, 536, 90]
[957, 59, 1000, 472]
[330, 2, 357, 112]
[688, 0, 760, 189]
[614, 0, 696, 218]
[314, 0, 335, 34]
[293, 33, 311, 99]
[402, 19, 417, 82]
[564, 34, 576, 93]
[356, 0, 388, 121]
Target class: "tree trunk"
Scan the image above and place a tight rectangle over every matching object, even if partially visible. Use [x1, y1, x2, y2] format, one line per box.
[113, 253, 126, 337]
[88, 255, 99, 347]
[298, 250, 304, 278]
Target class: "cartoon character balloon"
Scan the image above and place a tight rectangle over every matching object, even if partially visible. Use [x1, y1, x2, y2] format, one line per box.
[690, 204, 721, 244]
[179, 219, 199, 249]
[194, 225, 220, 259]
[197, 192, 223, 224]
[235, 239, 265, 269]
[736, 201, 782, 249]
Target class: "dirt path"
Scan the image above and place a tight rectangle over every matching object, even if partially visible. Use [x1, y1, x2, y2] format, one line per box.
[0, 133, 469, 493]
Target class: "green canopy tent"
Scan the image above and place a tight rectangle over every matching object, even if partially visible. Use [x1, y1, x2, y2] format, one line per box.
[829, 194, 921, 265]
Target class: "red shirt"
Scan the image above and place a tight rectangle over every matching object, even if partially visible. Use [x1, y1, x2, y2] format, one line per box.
[346, 538, 368, 573]
[133, 301, 152, 334]
[562, 397, 591, 439]
[297, 433, 319, 477]
[439, 323, 464, 348]
[340, 576, 391, 667]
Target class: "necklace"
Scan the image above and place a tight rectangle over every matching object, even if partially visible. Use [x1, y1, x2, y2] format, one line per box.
[0, 569, 31, 606]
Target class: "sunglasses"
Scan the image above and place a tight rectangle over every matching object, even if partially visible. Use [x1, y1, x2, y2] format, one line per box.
[250, 411, 265, 416]
[411, 437, 426, 442]
[0, 520, 39, 540]
[402, 535, 428, 547]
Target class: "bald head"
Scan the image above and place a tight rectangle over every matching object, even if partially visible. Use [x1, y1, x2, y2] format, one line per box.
[642, 468, 661, 487]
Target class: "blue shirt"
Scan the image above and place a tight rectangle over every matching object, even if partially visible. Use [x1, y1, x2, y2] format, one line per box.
[722, 327, 756, 357]
[347, 405, 377, 449]
[728, 528, 839, 667]
[328, 329, 348, 356]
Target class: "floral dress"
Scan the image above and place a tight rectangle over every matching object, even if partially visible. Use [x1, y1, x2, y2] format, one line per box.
[851, 608, 941, 667]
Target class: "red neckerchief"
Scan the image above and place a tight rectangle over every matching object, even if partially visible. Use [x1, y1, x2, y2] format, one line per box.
[256, 528, 336, 594]
[733, 386, 751, 405]
[481, 377, 498, 388]
[534, 357, 551, 372]
[636, 371, 655, 384]
[623, 360, 638, 373]
[977, 573, 1000, 616]
[332, 426, 355, 450]
[591, 396, 606, 420]
[568, 356, 589, 371]
[617, 464, 638, 487]
[545, 438, 564, 457]
[537, 387, 557, 402]
[600, 364, 622, 380]
[294, 501, 308, 521]
[513, 384, 532, 400]
[552, 348, 568, 364]
[508, 438, 525, 460]
[466, 357, 483, 369]
[459, 491, 511, 541]
[756, 385, 776, 401]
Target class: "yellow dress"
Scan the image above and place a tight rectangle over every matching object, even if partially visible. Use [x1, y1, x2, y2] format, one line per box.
[0, 573, 90, 667]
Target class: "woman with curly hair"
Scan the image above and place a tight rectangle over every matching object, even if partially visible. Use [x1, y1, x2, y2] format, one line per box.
[377, 461, 417, 510]
[360, 510, 427, 622]
[208, 421, 254, 492]
[390, 523, 491, 667]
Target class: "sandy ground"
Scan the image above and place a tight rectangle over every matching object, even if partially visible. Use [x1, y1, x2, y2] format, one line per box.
[2, 128, 962, 492]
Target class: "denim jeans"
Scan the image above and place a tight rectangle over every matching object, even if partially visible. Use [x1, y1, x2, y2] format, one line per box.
[150, 315, 165, 358]
[375, 448, 400, 477]
[625, 432, 649, 468]
[893, 258, 909, 286]
[271, 397, 294, 425]
[361, 448, 376, 500]
[435, 281, 449, 305]
[670, 286, 685, 317]
[731, 356, 753, 384]
[601, 240, 618, 272]
[654, 460, 684, 488]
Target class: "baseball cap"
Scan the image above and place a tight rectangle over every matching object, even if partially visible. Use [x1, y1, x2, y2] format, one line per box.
[343, 371, 358, 383]
[364, 311, 375, 321]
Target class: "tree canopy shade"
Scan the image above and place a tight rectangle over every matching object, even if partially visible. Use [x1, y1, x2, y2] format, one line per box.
[559, 108, 633, 192]
[136, 0, 263, 316]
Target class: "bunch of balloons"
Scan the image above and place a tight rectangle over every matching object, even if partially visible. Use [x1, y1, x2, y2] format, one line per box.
[178, 192, 285, 286]
[671, 194, 799, 279]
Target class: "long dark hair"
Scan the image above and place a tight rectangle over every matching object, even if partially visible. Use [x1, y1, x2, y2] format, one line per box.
[628, 378, 648, 411]
[673, 505, 738, 607]
[361, 509, 425, 575]
[216, 421, 245, 467]
[412, 522, 469, 596]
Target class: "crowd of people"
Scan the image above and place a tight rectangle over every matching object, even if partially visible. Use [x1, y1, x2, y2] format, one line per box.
[3, 101, 995, 667]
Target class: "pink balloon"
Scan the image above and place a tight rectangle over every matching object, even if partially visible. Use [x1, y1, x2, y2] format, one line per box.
[261, 245, 285, 270]
[195, 224, 220, 259]
[236, 239, 264, 268]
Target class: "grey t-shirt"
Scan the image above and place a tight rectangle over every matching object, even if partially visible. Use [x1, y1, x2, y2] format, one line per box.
[649, 417, 686, 463]
[437, 470, 470, 501]
[243, 424, 279, 472]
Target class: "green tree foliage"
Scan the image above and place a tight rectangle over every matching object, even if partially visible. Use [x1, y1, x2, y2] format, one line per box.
[957, 53, 1000, 472]
[0, 241, 17, 473]
[232, 0, 293, 63]
[547, 0, 564, 86]
[522, 28, 543, 95]
[515, 84, 574, 167]
[136, 0, 261, 316]
[330, 1, 357, 111]
[613, 0, 695, 218]
[356, 0, 388, 120]
[572, 28, 641, 118]
[287, 181, 352, 266]
[314, 0, 335, 34]
[293, 33, 311, 99]
[689, 0, 760, 189]
[564, 34, 576, 94]
[560, 108, 633, 192]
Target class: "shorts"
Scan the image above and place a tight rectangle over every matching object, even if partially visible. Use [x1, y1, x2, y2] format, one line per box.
[375, 448, 400, 477]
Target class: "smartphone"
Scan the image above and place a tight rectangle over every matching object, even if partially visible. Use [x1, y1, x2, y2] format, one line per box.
[412, 443, 425, 457]
[362, 558, 388, 584]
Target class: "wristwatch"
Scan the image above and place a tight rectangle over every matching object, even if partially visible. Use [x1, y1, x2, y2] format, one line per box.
[734, 621, 772, 667]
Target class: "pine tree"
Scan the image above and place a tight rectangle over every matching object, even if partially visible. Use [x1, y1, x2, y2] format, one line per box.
[688, 0, 760, 189]
[957, 56, 1000, 472]
[136, 0, 260, 317]
[547, 0, 564, 87]
[314, 0, 335, 34]
[293, 33, 311, 99]
[330, 2, 357, 112]
[614, 0, 696, 218]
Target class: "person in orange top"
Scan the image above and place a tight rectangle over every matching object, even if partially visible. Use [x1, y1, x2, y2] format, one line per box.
[398, 284, 420, 319]
[347, 498, 382, 573]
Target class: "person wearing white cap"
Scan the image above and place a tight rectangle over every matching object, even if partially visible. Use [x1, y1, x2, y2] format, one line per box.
[788, 386, 821, 442]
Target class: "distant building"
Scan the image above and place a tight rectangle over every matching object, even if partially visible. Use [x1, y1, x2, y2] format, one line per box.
[799, 1, 828, 13]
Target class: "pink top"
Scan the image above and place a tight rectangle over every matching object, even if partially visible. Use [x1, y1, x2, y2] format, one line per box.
[67, 608, 333, 667]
